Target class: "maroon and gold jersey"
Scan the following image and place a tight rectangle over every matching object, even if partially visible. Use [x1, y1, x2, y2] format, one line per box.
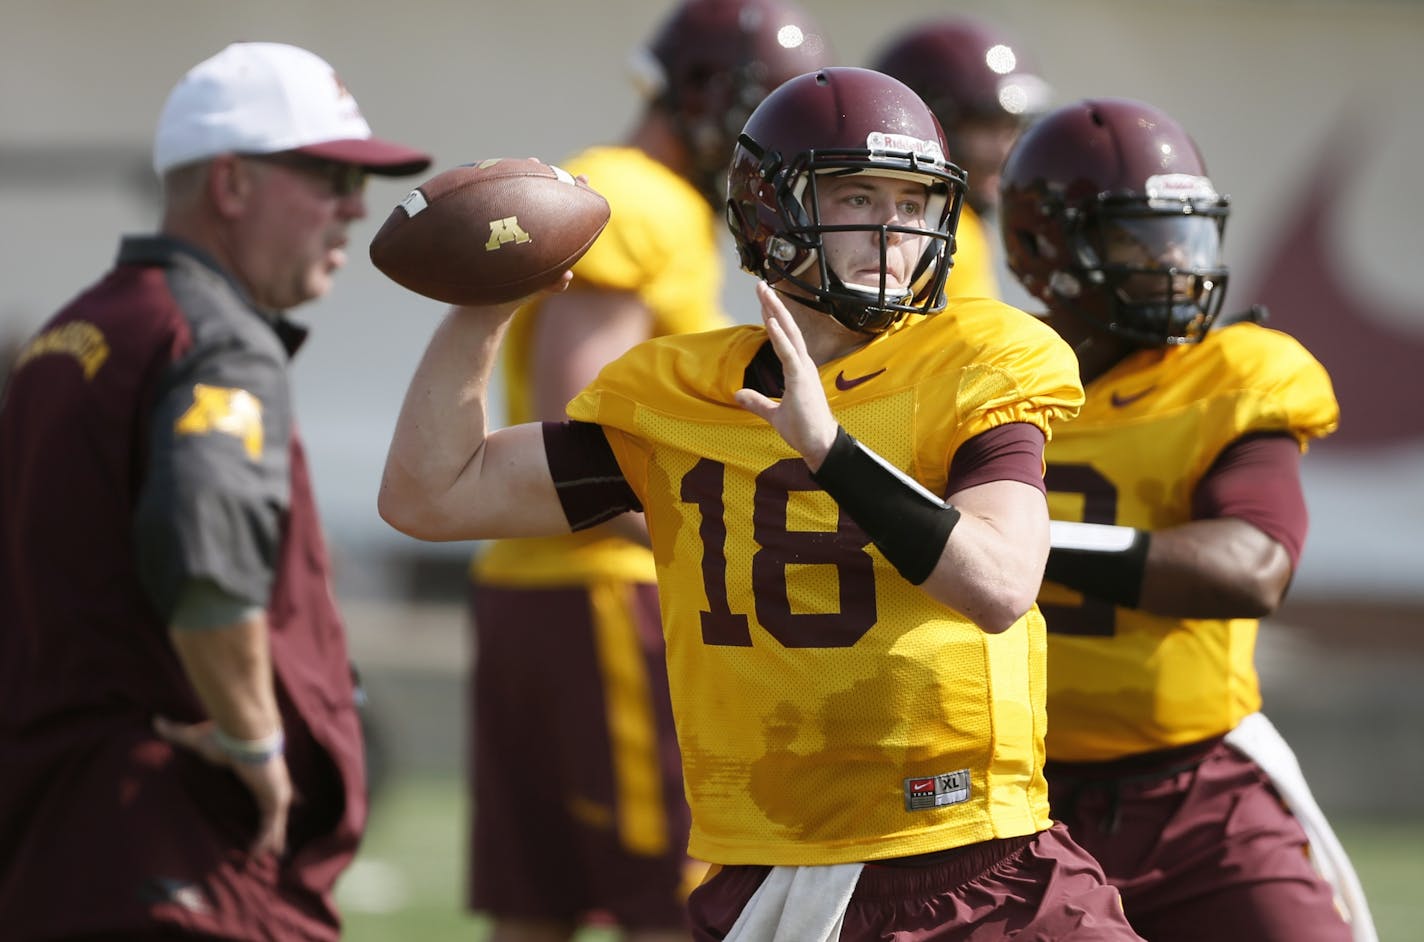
[475, 145, 729, 586]
[567, 300, 1082, 865]
[1041, 323, 1339, 761]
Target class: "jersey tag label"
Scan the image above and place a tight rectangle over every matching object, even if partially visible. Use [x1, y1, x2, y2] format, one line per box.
[903, 768, 971, 811]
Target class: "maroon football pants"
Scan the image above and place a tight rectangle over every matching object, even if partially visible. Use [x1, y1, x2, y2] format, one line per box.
[689, 824, 1144, 940]
[1047, 739, 1351, 941]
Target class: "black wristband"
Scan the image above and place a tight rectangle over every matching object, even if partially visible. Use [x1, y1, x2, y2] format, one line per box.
[810, 427, 961, 585]
[1044, 524, 1150, 608]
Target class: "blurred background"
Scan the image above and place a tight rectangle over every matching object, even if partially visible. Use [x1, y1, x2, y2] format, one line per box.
[3, 0, 1420, 938]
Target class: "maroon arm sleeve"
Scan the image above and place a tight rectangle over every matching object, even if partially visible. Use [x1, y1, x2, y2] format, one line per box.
[541, 420, 642, 531]
[946, 422, 1047, 496]
[1192, 432, 1309, 566]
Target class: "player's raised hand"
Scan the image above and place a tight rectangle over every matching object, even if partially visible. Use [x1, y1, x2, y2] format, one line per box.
[735, 281, 839, 468]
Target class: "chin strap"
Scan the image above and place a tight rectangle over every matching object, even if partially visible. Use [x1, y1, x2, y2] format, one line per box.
[789, 289, 904, 334]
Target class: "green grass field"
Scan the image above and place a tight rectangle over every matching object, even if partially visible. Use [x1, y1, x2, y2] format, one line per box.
[339, 775, 1424, 942]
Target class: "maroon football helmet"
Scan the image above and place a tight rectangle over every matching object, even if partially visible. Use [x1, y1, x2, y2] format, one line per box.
[726, 67, 968, 333]
[868, 16, 1050, 213]
[634, 0, 833, 205]
[999, 98, 1231, 347]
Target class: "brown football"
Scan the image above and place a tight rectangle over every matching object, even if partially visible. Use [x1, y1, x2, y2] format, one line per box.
[369, 157, 610, 305]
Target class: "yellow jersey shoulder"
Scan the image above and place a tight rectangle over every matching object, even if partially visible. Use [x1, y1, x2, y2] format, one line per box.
[561, 145, 728, 336]
[905, 300, 1085, 437]
[569, 324, 763, 424]
[1154, 322, 1338, 443]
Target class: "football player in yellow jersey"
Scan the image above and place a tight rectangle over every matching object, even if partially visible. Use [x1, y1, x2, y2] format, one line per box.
[463, 2, 830, 940]
[999, 98, 1374, 942]
[867, 15, 1051, 305]
[381, 68, 1144, 939]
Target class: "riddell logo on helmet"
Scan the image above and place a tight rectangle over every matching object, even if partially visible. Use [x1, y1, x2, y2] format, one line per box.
[1145, 173, 1219, 202]
[866, 132, 945, 163]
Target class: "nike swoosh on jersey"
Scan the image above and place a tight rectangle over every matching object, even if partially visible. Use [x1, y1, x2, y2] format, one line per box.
[1110, 386, 1157, 408]
[835, 367, 886, 390]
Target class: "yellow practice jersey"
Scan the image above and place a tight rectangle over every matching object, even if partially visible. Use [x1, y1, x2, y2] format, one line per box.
[943, 204, 1001, 301]
[1041, 323, 1339, 761]
[567, 300, 1083, 866]
[475, 145, 730, 586]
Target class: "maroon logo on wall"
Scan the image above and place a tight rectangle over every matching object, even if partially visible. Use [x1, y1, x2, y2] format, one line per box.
[1242, 112, 1424, 448]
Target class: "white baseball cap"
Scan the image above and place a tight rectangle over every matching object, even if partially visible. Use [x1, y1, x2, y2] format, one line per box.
[153, 42, 431, 177]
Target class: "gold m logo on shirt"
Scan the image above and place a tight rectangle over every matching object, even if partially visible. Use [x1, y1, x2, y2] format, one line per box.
[485, 216, 532, 250]
[175, 383, 264, 461]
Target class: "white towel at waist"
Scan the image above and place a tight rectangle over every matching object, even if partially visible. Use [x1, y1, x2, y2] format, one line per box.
[723, 862, 865, 942]
[1224, 711, 1378, 942]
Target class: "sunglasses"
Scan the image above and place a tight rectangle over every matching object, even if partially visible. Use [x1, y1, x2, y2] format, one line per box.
[242, 151, 368, 197]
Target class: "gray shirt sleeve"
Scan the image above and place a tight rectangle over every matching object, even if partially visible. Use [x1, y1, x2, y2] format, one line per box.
[134, 315, 291, 621]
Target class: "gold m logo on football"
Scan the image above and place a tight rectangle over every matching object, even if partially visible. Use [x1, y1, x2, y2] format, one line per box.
[175, 384, 264, 461]
[486, 216, 532, 251]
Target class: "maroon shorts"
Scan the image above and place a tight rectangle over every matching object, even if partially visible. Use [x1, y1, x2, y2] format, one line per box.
[467, 581, 692, 930]
[0, 721, 345, 941]
[688, 824, 1143, 940]
[1046, 738, 1352, 941]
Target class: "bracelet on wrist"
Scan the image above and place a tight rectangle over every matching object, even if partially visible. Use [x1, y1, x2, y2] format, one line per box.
[212, 727, 285, 765]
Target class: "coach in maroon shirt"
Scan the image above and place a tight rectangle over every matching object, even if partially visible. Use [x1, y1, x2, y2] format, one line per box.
[0, 43, 429, 940]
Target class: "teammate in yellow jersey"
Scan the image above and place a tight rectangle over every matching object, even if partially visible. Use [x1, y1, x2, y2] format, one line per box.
[462, 2, 830, 939]
[868, 15, 1050, 305]
[999, 97, 1376, 942]
[382, 67, 1145, 939]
